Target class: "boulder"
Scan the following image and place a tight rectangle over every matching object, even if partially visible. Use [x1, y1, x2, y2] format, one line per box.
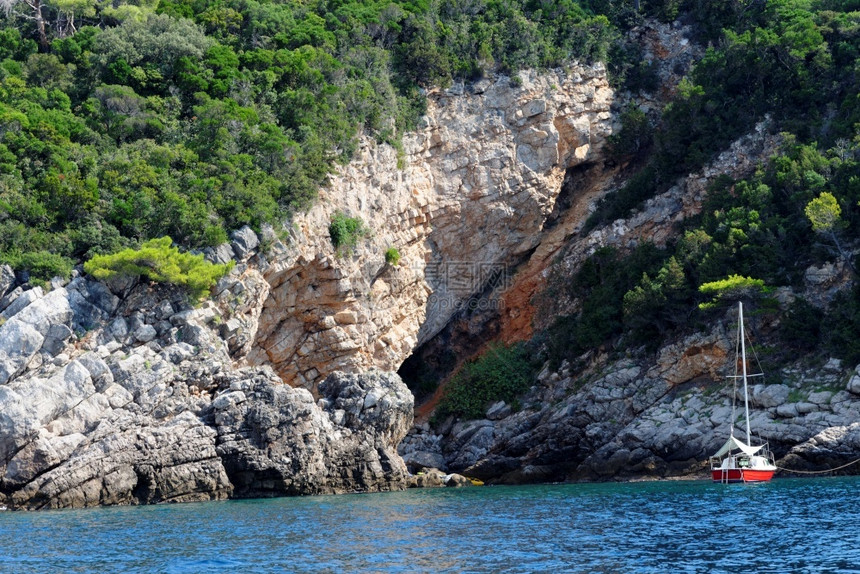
[155, 300, 174, 321]
[752, 384, 790, 408]
[41, 323, 74, 357]
[0, 264, 14, 299]
[9, 411, 233, 509]
[0, 287, 42, 322]
[205, 244, 235, 266]
[134, 324, 158, 343]
[401, 450, 448, 473]
[486, 400, 512, 420]
[80, 279, 121, 315]
[105, 317, 129, 342]
[776, 403, 799, 418]
[445, 473, 473, 487]
[230, 226, 259, 261]
[0, 286, 22, 314]
[13, 288, 72, 337]
[808, 391, 833, 406]
[0, 318, 44, 385]
[66, 289, 106, 332]
[848, 369, 860, 396]
[407, 468, 446, 488]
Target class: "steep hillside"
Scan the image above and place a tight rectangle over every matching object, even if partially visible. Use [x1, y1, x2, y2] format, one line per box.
[3, 1, 860, 508]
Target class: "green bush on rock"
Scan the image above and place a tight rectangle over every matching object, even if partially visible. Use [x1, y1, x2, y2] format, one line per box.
[385, 247, 401, 266]
[0, 250, 73, 283]
[436, 342, 540, 421]
[328, 212, 368, 256]
[83, 236, 232, 301]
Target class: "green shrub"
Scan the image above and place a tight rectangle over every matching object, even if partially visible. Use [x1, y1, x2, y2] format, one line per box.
[202, 225, 229, 247]
[606, 104, 653, 163]
[542, 244, 667, 368]
[384, 247, 400, 266]
[83, 236, 233, 301]
[697, 275, 768, 310]
[780, 298, 822, 352]
[0, 250, 73, 282]
[328, 212, 367, 256]
[436, 342, 540, 421]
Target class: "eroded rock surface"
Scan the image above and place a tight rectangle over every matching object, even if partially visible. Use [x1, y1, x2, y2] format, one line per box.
[399, 121, 860, 484]
[249, 64, 614, 390]
[0, 274, 412, 510]
[1, 64, 619, 509]
[401, 315, 860, 483]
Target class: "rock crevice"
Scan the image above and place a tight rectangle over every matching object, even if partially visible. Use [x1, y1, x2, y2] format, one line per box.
[248, 65, 614, 390]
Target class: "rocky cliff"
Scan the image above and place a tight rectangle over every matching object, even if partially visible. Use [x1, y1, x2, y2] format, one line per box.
[0, 63, 617, 509]
[3, 39, 860, 510]
[246, 64, 614, 390]
[398, 122, 860, 484]
[0, 265, 412, 510]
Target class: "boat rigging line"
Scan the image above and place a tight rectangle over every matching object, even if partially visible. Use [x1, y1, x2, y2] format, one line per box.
[776, 457, 860, 475]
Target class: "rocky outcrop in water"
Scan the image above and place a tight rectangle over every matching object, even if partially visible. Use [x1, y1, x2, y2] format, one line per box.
[781, 422, 860, 474]
[401, 316, 860, 483]
[0, 267, 412, 510]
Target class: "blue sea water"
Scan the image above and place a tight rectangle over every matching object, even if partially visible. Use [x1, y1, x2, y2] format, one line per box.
[1, 477, 858, 573]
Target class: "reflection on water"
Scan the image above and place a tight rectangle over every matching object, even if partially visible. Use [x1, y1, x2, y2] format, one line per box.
[1, 477, 858, 573]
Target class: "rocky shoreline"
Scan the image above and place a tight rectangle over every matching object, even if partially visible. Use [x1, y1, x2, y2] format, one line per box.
[2, 234, 859, 511]
[0, 257, 413, 510]
[3, 55, 860, 510]
[400, 321, 860, 485]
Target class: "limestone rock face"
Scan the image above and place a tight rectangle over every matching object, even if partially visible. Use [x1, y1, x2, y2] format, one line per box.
[214, 369, 412, 499]
[528, 120, 780, 331]
[0, 64, 619, 509]
[404, 317, 860, 483]
[0, 276, 413, 510]
[249, 65, 614, 390]
[781, 423, 860, 474]
[400, 119, 858, 484]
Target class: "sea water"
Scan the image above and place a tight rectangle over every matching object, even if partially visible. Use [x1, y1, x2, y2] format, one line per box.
[1, 477, 858, 573]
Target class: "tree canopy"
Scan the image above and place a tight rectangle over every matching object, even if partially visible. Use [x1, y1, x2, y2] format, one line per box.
[0, 0, 616, 281]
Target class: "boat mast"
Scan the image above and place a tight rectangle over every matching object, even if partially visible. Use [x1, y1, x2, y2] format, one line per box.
[739, 302, 751, 445]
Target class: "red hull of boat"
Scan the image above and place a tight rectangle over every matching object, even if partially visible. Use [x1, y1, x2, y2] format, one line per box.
[711, 468, 775, 483]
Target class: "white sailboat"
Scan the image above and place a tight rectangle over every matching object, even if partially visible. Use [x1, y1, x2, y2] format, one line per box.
[709, 302, 777, 483]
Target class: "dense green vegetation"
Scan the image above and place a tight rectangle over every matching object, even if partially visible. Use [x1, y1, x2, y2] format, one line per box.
[83, 236, 232, 300]
[0, 0, 615, 280]
[435, 342, 541, 421]
[532, 0, 860, 376]
[546, 134, 860, 369]
[587, 0, 860, 230]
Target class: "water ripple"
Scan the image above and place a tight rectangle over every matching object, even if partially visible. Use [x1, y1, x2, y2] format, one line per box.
[1, 477, 858, 573]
